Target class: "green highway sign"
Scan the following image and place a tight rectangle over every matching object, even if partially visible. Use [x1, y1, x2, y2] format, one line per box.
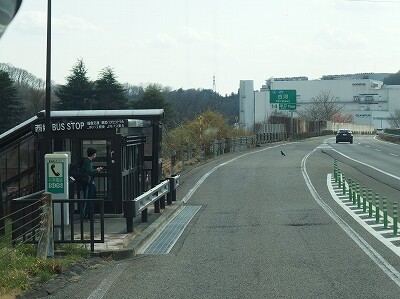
[270, 90, 297, 110]
[279, 103, 296, 110]
[270, 90, 296, 104]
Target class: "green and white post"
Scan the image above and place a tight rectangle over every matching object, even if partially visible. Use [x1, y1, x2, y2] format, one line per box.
[362, 186, 367, 213]
[393, 202, 398, 236]
[342, 174, 346, 195]
[45, 153, 69, 239]
[375, 193, 380, 223]
[382, 197, 388, 229]
[368, 189, 373, 218]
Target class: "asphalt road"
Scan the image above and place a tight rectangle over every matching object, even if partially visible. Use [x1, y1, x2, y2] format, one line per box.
[48, 136, 400, 299]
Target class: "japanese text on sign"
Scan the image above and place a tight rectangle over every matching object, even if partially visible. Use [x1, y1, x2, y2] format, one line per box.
[270, 90, 297, 104]
[34, 119, 125, 133]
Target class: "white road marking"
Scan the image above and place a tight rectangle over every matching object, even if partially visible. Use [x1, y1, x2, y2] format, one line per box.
[389, 153, 399, 157]
[330, 148, 400, 181]
[302, 149, 400, 287]
[375, 149, 381, 152]
[86, 262, 128, 299]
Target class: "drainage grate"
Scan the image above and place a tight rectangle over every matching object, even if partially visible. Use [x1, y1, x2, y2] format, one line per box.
[142, 205, 201, 254]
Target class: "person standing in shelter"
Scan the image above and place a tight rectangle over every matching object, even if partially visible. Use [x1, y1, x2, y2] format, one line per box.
[82, 147, 103, 221]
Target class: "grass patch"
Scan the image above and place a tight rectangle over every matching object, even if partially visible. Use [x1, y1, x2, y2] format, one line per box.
[0, 220, 90, 296]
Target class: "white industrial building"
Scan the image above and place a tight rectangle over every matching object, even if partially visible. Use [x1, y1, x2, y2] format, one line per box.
[239, 73, 400, 131]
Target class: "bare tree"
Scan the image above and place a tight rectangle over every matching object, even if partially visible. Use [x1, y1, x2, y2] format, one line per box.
[297, 90, 342, 122]
[388, 109, 400, 128]
[332, 112, 353, 123]
[0, 63, 45, 89]
[296, 90, 343, 134]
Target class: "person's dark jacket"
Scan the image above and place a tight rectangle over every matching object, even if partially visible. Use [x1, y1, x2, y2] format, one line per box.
[81, 157, 97, 184]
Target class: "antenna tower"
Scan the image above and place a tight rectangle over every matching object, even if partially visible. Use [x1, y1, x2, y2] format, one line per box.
[212, 74, 216, 93]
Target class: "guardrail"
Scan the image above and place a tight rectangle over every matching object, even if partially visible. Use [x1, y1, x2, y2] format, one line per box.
[123, 175, 180, 233]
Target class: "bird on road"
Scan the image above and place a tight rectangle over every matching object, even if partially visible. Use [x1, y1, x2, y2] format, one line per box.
[280, 150, 286, 156]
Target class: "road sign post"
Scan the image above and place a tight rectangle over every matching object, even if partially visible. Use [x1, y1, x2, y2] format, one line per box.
[270, 90, 297, 137]
[45, 153, 69, 228]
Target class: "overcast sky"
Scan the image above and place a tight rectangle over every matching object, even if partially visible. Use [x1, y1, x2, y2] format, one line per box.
[1, 0, 399, 95]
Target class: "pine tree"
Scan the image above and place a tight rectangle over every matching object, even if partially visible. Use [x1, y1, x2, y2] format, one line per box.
[93, 67, 128, 110]
[55, 59, 95, 110]
[132, 84, 173, 124]
[0, 70, 24, 133]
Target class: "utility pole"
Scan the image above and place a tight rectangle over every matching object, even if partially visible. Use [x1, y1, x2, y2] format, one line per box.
[45, 0, 52, 155]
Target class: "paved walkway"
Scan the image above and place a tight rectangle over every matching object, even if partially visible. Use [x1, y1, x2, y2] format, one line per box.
[87, 200, 184, 259]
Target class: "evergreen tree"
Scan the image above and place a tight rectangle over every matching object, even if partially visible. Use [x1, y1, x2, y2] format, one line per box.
[132, 84, 173, 124]
[93, 67, 128, 109]
[383, 71, 400, 85]
[0, 70, 24, 133]
[55, 59, 95, 110]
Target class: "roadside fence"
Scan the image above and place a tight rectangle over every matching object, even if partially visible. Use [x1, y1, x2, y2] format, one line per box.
[0, 190, 45, 264]
[1, 191, 105, 255]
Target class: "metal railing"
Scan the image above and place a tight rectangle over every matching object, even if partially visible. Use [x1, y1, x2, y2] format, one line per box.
[9, 192, 104, 253]
[0, 191, 45, 261]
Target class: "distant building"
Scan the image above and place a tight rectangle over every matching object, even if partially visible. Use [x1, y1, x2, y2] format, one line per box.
[239, 80, 255, 131]
[239, 73, 400, 130]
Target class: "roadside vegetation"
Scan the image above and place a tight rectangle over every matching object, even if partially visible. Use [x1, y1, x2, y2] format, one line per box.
[0, 220, 90, 297]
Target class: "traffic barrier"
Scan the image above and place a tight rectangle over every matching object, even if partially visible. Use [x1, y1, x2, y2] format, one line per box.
[362, 186, 367, 213]
[334, 159, 338, 182]
[331, 160, 399, 233]
[342, 174, 346, 195]
[375, 193, 380, 223]
[393, 202, 398, 236]
[368, 189, 373, 218]
[383, 197, 388, 229]
[348, 178, 353, 201]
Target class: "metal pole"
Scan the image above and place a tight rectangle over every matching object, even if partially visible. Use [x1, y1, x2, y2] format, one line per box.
[290, 111, 293, 138]
[45, 0, 52, 155]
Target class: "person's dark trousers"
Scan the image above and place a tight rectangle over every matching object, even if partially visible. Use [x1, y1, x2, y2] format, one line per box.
[83, 183, 96, 221]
